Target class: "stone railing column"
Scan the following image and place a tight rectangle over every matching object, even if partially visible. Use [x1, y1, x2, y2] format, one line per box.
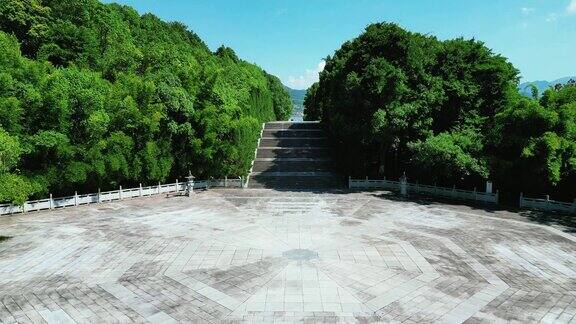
[486, 181, 493, 194]
[399, 173, 407, 197]
[186, 173, 195, 197]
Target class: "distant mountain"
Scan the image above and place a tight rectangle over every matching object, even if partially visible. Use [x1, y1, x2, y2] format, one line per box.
[284, 86, 306, 105]
[519, 76, 576, 97]
[284, 86, 307, 121]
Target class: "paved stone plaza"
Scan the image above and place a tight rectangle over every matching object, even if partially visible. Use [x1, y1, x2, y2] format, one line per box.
[1, 189, 576, 323]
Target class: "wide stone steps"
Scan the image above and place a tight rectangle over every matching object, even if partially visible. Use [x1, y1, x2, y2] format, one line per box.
[264, 122, 321, 130]
[259, 138, 329, 148]
[249, 121, 343, 189]
[262, 130, 324, 138]
[256, 148, 331, 159]
[249, 175, 343, 189]
[252, 160, 333, 173]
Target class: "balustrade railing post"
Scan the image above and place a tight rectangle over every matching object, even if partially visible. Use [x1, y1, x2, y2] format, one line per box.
[175, 179, 178, 193]
[348, 176, 351, 189]
[49, 194, 53, 209]
[399, 173, 407, 197]
[119, 186, 123, 200]
[186, 173, 195, 197]
[98, 188, 101, 203]
[225, 176, 228, 188]
[74, 191, 78, 206]
[519, 192, 523, 208]
[139, 183, 143, 197]
[158, 182, 161, 194]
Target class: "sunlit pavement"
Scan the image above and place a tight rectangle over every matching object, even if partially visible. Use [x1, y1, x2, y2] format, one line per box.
[1, 189, 575, 323]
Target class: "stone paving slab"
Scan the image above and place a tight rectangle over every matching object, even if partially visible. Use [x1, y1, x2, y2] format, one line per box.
[0, 189, 575, 323]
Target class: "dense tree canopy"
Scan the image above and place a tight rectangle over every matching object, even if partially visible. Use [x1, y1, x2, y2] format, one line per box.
[0, 0, 291, 204]
[490, 82, 576, 198]
[305, 23, 575, 200]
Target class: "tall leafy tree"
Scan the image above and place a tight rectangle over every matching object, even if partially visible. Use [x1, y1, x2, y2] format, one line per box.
[305, 23, 518, 187]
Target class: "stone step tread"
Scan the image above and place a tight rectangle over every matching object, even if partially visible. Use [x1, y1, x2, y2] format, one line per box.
[248, 175, 346, 189]
[263, 129, 323, 132]
[262, 130, 325, 138]
[250, 171, 338, 177]
[256, 150, 331, 159]
[260, 138, 329, 143]
[259, 144, 330, 148]
[261, 136, 327, 139]
[258, 147, 330, 150]
[252, 168, 333, 173]
[264, 124, 322, 130]
[255, 158, 332, 162]
[252, 161, 333, 172]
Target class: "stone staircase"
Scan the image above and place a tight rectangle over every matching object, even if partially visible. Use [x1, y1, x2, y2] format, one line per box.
[248, 121, 344, 189]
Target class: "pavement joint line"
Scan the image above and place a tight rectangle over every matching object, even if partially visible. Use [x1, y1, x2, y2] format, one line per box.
[427, 206, 576, 243]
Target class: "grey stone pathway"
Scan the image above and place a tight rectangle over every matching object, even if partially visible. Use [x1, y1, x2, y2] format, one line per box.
[0, 189, 576, 323]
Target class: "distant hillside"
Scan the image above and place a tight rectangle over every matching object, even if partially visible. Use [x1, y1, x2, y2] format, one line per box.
[284, 86, 306, 105]
[520, 77, 576, 97]
[284, 86, 307, 120]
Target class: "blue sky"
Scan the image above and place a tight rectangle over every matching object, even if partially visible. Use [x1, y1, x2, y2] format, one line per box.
[103, 0, 576, 89]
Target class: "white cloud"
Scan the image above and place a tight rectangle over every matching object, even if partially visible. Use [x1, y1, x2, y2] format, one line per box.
[286, 61, 326, 90]
[521, 7, 535, 15]
[546, 13, 558, 21]
[568, 0, 576, 13]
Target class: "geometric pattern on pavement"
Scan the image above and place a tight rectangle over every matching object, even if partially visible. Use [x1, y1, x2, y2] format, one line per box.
[1, 189, 576, 323]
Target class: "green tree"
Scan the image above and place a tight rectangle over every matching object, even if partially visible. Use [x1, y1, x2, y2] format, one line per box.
[306, 22, 518, 189]
[491, 86, 576, 199]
